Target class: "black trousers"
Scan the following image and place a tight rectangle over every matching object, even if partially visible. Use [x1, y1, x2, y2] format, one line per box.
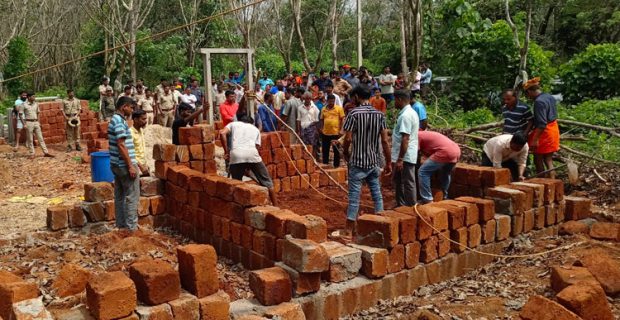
[321, 134, 341, 168]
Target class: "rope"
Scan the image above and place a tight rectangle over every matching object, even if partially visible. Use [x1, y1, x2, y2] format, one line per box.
[0, 0, 268, 84]
[412, 203, 585, 258]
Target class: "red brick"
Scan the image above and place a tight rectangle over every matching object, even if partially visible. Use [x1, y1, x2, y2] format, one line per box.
[86, 271, 137, 320]
[84, 182, 114, 202]
[149, 196, 166, 215]
[383, 210, 417, 244]
[452, 164, 475, 185]
[485, 186, 527, 215]
[510, 182, 546, 207]
[275, 262, 320, 296]
[480, 167, 511, 187]
[176, 145, 190, 162]
[140, 177, 164, 196]
[503, 184, 534, 210]
[195, 124, 216, 142]
[0, 271, 39, 320]
[420, 236, 438, 263]
[198, 290, 230, 320]
[385, 244, 404, 274]
[154, 161, 172, 179]
[557, 282, 614, 320]
[233, 183, 270, 206]
[325, 168, 347, 185]
[241, 225, 254, 249]
[495, 215, 511, 240]
[545, 204, 556, 226]
[176, 244, 219, 298]
[438, 200, 479, 226]
[289, 144, 303, 160]
[168, 293, 200, 320]
[576, 250, 620, 295]
[47, 205, 69, 231]
[286, 215, 327, 243]
[281, 237, 329, 273]
[511, 213, 524, 236]
[524, 178, 556, 204]
[522, 209, 534, 232]
[129, 260, 180, 305]
[166, 165, 191, 185]
[564, 196, 592, 220]
[559, 221, 590, 235]
[348, 244, 388, 279]
[355, 214, 400, 248]
[481, 219, 496, 244]
[179, 126, 202, 145]
[404, 242, 421, 268]
[589, 222, 619, 241]
[467, 224, 481, 248]
[244, 205, 279, 230]
[68, 204, 87, 228]
[417, 204, 449, 236]
[450, 227, 468, 253]
[265, 209, 300, 238]
[221, 217, 231, 241]
[437, 231, 451, 257]
[203, 142, 216, 160]
[188, 144, 204, 160]
[249, 267, 292, 306]
[190, 160, 204, 172]
[319, 241, 363, 282]
[215, 178, 243, 201]
[290, 175, 301, 190]
[550, 265, 598, 293]
[454, 197, 495, 222]
[519, 295, 581, 320]
[272, 148, 288, 163]
[270, 131, 290, 148]
[103, 200, 115, 221]
[260, 133, 273, 151]
[529, 178, 564, 202]
[534, 207, 546, 229]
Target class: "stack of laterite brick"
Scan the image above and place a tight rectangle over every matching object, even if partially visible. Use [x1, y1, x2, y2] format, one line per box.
[24, 100, 99, 145]
[258, 131, 347, 192]
[153, 124, 218, 176]
[85, 121, 110, 154]
[447, 163, 512, 198]
[45, 177, 167, 231]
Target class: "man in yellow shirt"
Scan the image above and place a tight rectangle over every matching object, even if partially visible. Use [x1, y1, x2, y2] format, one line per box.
[319, 94, 345, 167]
[130, 109, 149, 176]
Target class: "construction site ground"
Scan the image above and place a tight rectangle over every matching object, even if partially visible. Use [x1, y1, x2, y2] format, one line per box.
[1, 134, 619, 319]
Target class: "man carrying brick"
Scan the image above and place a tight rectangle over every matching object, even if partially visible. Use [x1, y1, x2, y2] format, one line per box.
[481, 132, 528, 181]
[108, 96, 140, 230]
[340, 85, 392, 239]
[417, 130, 461, 203]
[172, 103, 207, 145]
[219, 115, 278, 206]
[391, 89, 419, 207]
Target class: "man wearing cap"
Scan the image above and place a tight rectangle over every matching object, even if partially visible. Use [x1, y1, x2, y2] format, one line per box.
[98, 77, 113, 120]
[157, 84, 177, 127]
[19, 92, 54, 158]
[62, 89, 82, 152]
[523, 77, 560, 178]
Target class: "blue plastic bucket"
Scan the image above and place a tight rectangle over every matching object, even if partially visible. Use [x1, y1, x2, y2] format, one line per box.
[91, 151, 114, 182]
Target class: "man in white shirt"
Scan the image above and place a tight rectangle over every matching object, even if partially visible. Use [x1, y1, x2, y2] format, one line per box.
[180, 86, 198, 109]
[410, 70, 422, 97]
[482, 132, 529, 181]
[378, 66, 396, 105]
[296, 92, 320, 158]
[219, 115, 278, 205]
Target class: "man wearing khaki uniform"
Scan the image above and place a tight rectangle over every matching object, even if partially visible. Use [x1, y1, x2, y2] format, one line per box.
[19, 92, 54, 158]
[158, 84, 176, 127]
[62, 89, 82, 152]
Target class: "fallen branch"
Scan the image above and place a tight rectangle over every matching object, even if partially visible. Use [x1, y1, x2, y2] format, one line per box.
[593, 169, 607, 183]
[459, 133, 488, 143]
[560, 144, 620, 165]
[458, 143, 482, 153]
[464, 121, 502, 133]
[558, 119, 620, 138]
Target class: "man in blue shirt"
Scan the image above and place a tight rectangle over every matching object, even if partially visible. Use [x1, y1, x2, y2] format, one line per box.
[411, 96, 428, 130]
[257, 93, 278, 132]
[501, 89, 533, 134]
[392, 90, 419, 207]
[258, 73, 274, 91]
[108, 96, 139, 231]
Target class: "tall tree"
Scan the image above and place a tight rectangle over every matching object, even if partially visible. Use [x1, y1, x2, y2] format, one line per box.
[505, 0, 532, 89]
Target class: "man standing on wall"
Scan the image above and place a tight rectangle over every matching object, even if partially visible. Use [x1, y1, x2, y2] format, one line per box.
[108, 96, 139, 231]
[19, 92, 54, 159]
[391, 90, 419, 207]
[340, 85, 392, 240]
[62, 89, 82, 152]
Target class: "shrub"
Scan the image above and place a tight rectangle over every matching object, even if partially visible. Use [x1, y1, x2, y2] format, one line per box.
[559, 43, 620, 104]
[3, 36, 33, 96]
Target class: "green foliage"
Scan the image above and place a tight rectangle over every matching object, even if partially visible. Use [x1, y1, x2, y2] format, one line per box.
[559, 98, 620, 128]
[255, 52, 304, 79]
[3, 36, 33, 96]
[558, 43, 620, 104]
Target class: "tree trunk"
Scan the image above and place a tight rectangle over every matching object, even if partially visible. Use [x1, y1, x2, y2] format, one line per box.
[538, 4, 556, 36]
[408, 0, 423, 71]
[291, 0, 312, 72]
[399, 1, 409, 84]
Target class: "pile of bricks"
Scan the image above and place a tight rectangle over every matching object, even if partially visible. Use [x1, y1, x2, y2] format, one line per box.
[20, 100, 99, 145]
[46, 177, 167, 231]
[258, 131, 347, 192]
[448, 163, 512, 198]
[85, 121, 110, 154]
[521, 249, 619, 320]
[153, 123, 218, 176]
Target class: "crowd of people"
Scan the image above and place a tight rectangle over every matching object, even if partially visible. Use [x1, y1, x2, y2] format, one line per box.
[9, 64, 559, 235]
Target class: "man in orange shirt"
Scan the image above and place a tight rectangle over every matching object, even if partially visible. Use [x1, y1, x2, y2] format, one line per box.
[219, 90, 239, 126]
[369, 88, 387, 113]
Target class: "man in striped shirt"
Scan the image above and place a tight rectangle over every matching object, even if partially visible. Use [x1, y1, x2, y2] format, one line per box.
[108, 96, 140, 231]
[502, 89, 533, 134]
[341, 85, 392, 239]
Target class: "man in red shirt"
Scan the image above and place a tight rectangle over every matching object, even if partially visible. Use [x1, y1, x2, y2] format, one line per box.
[417, 130, 461, 203]
[219, 90, 239, 126]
